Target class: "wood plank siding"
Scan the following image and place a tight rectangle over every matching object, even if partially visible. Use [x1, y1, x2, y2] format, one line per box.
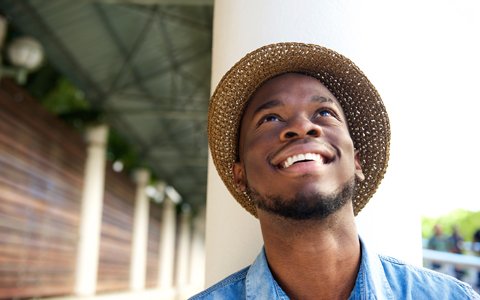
[0, 79, 165, 299]
[96, 168, 135, 293]
[146, 202, 162, 288]
[0, 80, 85, 299]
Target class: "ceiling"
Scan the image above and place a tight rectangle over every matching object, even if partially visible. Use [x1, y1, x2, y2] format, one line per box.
[0, 0, 214, 211]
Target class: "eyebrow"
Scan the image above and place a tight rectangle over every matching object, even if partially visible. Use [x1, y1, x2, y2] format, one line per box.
[311, 95, 334, 104]
[312, 95, 343, 112]
[251, 95, 338, 116]
[252, 99, 284, 115]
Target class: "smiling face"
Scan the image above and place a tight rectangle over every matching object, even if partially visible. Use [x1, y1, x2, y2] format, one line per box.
[233, 73, 364, 219]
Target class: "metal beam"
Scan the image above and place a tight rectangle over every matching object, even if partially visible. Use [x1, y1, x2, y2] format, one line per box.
[119, 4, 212, 32]
[107, 107, 207, 119]
[113, 92, 207, 105]
[136, 119, 193, 161]
[157, 9, 179, 70]
[117, 46, 210, 90]
[93, 3, 158, 104]
[175, 69, 211, 106]
[158, 6, 212, 31]
[100, 0, 213, 5]
[16, 1, 107, 104]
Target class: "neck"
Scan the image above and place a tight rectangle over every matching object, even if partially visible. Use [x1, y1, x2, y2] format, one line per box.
[258, 203, 360, 300]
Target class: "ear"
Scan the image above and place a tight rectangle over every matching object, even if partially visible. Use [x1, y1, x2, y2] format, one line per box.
[233, 162, 247, 192]
[354, 150, 365, 182]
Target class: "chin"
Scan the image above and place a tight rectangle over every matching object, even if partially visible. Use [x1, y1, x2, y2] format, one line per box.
[249, 177, 356, 221]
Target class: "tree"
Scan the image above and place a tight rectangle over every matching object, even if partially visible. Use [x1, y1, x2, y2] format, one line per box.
[422, 209, 480, 243]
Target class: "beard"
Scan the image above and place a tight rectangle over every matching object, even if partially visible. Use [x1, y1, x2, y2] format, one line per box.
[246, 177, 356, 220]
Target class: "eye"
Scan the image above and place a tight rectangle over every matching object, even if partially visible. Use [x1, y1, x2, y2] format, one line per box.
[315, 109, 334, 118]
[258, 114, 281, 126]
[319, 110, 332, 117]
[260, 115, 280, 123]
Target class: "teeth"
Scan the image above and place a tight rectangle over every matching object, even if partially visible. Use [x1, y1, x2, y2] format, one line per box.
[282, 153, 322, 169]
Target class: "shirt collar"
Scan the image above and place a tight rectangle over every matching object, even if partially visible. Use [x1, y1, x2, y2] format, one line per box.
[245, 248, 287, 299]
[351, 237, 394, 299]
[245, 237, 394, 299]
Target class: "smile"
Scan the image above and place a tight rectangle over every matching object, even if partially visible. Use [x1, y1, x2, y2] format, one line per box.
[281, 153, 324, 169]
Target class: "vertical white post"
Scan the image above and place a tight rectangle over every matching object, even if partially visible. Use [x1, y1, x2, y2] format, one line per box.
[158, 196, 176, 289]
[175, 206, 191, 297]
[130, 169, 151, 291]
[188, 208, 206, 294]
[75, 124, 108, 296]
[206, 0, 422, 287]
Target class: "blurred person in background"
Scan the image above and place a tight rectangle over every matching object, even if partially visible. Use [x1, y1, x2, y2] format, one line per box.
[473, 229, 480, 290]
[448, 225, 465, 280]
[428, 224, 448, 270]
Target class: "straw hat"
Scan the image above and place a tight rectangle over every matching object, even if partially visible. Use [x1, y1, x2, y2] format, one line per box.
[208, 42, 390, 217]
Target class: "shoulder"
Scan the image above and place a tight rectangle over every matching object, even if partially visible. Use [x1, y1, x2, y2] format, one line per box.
[378, 255, 479, 299]
[188, 266, 249, 300]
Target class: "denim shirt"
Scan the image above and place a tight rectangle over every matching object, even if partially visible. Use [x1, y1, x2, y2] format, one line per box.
[190, 238, 480, 300]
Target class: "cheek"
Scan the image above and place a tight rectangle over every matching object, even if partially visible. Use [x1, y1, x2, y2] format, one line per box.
[326, 129, 356, 167]
[328, 127, 354, 150]
[340, 137, 358, 173]
[243, 139, 267, 171]
[242, 133, 277, 178]
[244, 129, 277, 156]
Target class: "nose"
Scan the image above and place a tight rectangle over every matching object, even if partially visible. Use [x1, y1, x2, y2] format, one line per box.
[280, 116, 322, 141]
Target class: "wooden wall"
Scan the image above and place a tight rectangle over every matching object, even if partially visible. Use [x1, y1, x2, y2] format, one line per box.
[0, 80, 85, 299]
[96, 168, 135, 293]
[0, 79, 168, 299]
[146, 203, 162, 288]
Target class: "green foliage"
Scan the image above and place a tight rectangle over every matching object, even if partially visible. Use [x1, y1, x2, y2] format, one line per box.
[41, 77, 90, 114]
[38, 77, 105, 130]
[107, 130, 140, 172]
[422, 209, 480, 242]
[31, 75, 147, 176]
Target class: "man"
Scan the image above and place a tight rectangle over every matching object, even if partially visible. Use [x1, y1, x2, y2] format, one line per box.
[473, 229, 480, 291]
[447, 225, 466, 280]
[427, 223, 448, 270]
[191, 43, 479, 299]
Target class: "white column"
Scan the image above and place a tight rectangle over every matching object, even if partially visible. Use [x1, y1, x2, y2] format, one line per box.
[158, 196, 176, 289]
[75, 124, 109, 296]
[188, 208, 206, 292]
[175, 206, 191, 294]
[130, 169, 151, 290]
[206, 0, 422, 287]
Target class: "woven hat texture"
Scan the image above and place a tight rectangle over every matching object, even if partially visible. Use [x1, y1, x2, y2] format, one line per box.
[208, 42, 390, 217]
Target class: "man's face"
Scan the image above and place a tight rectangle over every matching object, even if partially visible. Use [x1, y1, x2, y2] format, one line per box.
[233, 73, 364, 219]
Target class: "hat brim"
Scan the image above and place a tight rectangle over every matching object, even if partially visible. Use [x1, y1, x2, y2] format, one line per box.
[208, 42, 390, 217]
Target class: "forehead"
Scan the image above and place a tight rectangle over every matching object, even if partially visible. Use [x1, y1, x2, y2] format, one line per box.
[244, 73, 344, 116]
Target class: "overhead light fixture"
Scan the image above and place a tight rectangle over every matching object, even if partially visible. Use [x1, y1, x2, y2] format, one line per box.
[0, 15, 45, 84]
[145, 181, 168, 203]
[154, 181, 166, 203]
[165, 185, 182, 204]
[112, 160, 124, 172]
[145, 185, 158, 199]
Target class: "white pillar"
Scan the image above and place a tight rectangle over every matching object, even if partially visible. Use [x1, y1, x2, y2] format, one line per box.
[175, 206, 191, 294]
[130, 169, 151, 291]
[206, 0, 422, 287]
[75, 124, 108, 296]
[158, 196, 176, 289]
[188, 209, 206, 293]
